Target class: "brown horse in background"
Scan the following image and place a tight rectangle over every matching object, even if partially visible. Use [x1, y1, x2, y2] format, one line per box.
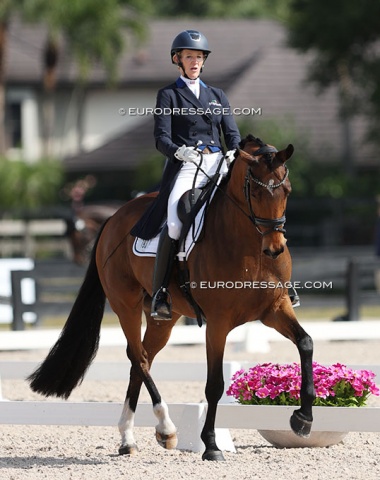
[66, 204, 120, 265]
[28, 135, 315, 461]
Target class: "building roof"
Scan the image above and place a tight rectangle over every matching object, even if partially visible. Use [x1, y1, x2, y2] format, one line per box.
[64, 117, 155, 172]
[7, 17, 375, 170]
[7, 18, 273, 87]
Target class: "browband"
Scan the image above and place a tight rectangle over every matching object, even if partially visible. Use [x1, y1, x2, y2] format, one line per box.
[253, 145, 278, 156]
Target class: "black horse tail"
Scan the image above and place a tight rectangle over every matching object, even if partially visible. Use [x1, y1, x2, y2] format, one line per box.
[27, 221, 108, 399]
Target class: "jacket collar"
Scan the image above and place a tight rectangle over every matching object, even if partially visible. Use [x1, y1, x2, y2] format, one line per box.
[175, 77, 207, 89]
[175, 77, 211, 115]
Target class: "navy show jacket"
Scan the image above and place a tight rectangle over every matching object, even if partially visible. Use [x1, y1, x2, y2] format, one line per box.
[130, 77, 241, 240]
[154, 77, 241, 161]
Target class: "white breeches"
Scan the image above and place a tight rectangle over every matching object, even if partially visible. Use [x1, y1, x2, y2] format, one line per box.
[167, 152, 227, 240]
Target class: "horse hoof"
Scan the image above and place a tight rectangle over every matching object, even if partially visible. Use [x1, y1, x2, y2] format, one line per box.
[290, 410, 312, 438]
[118, 443, 139, 456]
[155, 431, 178, 450]
[202, 449, 226, 461]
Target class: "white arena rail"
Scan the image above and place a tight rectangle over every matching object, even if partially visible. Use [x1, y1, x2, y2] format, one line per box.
[1, 320, 380, 353]
[0, 401, 379, 453]
[4, 401, 378, 434]
[0, 360, 379, 453]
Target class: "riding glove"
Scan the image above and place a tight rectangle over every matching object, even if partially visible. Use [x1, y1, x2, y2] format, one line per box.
[174, 145, 201, 165]
[225, 149, 237, 165]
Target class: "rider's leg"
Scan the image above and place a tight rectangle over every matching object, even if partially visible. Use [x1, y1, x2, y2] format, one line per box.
[150, 162, 200, 320]
[151, 154, 224, 320]
[151, 225, 178, 320]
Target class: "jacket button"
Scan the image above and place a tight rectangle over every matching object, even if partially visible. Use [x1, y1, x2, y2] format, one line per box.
[207, 131, 212, 135]
[192, 131, 197, 136]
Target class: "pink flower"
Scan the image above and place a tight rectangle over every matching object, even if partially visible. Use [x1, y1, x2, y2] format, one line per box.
[227, 361, 379, 407]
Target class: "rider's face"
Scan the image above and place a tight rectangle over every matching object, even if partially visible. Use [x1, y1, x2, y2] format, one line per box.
[174, 49, 205, 79]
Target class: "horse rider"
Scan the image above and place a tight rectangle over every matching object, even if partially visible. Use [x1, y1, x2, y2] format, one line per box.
[131, 29, 241, 320]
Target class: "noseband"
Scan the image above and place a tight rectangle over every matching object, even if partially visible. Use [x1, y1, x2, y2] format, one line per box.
[243, 146, 288, 236]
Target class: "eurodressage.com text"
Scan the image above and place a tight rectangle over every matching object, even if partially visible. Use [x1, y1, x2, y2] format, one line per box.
[189, 281, 333, 290]
[119, 107, 262, 116]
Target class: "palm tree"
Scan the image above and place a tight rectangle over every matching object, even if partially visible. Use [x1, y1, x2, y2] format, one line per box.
[1, 0, 149, 158]
[0, 18, 7, 156]
[0, 0, 24, 155]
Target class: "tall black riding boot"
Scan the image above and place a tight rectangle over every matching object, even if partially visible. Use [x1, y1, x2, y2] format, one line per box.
[151, 226, 177, 320]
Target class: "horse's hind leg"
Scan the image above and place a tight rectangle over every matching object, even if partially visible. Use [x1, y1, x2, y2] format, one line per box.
[118, 355, 177, 454]
[118, 307, 179, 455]
[142, 311, 180, 450]
[118, 361, 143, 455]
[261, 301, 316, 437]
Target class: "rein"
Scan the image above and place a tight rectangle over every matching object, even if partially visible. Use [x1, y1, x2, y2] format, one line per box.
[191, 146, 288, 236]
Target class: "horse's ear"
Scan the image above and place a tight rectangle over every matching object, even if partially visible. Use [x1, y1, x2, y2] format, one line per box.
[275, 144, 294, 164]
[238, 149, 259, 164]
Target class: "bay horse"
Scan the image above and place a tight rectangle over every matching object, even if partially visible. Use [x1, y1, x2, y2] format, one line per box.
[66, 204, 120, 265]
[28, 135, 315, 461]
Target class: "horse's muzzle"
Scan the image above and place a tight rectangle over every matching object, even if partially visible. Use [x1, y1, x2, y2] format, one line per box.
[263, 245, 285, 259]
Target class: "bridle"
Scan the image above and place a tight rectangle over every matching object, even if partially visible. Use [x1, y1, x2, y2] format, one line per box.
[189, 142, 289, 237]
[243, 145, 288, 236]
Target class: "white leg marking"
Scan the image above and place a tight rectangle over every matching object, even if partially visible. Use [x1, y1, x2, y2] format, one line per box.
[118, 399, 136, 446]
[153, 400, 176, 435]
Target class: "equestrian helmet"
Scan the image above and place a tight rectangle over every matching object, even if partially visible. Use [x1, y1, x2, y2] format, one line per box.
[171, 30, 211, 63]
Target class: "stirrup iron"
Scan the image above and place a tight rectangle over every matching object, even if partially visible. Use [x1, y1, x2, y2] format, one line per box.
[151, 287, 172, 320]
[289, 286, 300, 308]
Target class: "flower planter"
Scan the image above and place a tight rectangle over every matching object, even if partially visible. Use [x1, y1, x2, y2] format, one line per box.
[227, 362, 379, 409]
[226, 362, 379, 449]
[258, 429, 348, 448]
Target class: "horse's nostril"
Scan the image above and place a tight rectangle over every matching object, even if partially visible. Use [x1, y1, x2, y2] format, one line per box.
[263, 247, 284, 259]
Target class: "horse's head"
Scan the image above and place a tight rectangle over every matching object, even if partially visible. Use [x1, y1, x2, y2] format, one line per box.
[66, 216, 100, 265]
[232, 134, 293, 259]
[65, 205, 119, 265]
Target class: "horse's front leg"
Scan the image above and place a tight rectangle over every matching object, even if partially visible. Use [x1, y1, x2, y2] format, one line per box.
[290, 328, 315, 437]
[262, 301, 316, 437]
[201, 322, 228, 461]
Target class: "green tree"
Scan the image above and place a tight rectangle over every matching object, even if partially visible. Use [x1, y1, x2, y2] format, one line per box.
[22, 0, 148, 157]
[0, 0, 152, 210]
[286, 0, 380, 162]
[238, 116, 314, 197]
[151, 0, 290, 19]
[0, 157, 63, 209]
[0, 0, 25, 155]
[239, 116, 379, 199]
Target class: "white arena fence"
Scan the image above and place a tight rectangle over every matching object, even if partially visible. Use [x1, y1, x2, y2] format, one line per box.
[0, 358, 379, 453]
[1, 321, 380, 353]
